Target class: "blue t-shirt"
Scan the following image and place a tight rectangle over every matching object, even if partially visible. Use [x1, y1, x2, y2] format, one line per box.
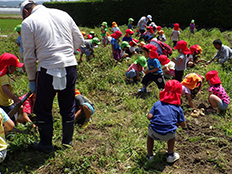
[122, 36, 132, 42]
[111, 38, 120, 50]
[128, 24, 133, 30]
[149, 101, 185, 135]
[147, 58, 163, 74]
[16, 36, 24, 53]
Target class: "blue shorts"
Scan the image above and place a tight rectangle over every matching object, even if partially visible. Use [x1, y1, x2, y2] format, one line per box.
[79, 47, 91, 57]
[218, 100, 228, 110]
[126, 70, 144, 79]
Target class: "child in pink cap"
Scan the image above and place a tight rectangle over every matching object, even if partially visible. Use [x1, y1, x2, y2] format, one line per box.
[170, 23, 180, 47]
[206, 70, 229, 113]
[0, 53, 24, 116]
[158, 55, 175, 78]
[171, 40, 190, 82]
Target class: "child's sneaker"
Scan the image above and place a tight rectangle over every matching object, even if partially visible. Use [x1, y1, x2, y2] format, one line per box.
[138, 87, 147, 92]
[166, 152, 179, 163]
[81, 119, 92, 129]
[146, 155, 154, 162]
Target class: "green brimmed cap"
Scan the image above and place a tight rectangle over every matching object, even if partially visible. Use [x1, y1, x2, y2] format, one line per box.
[91, 37, 100, 45]
[134, 56, 147, 67]
[121, 41, 130, 49]
[14, 24, 21, 32]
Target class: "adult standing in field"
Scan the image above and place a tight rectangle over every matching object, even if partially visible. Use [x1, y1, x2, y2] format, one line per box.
[20, 0, 84, 153]
[137, 15, 152, 41]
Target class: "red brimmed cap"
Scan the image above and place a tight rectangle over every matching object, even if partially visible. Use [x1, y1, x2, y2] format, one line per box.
[159, 80, 182, 105]
[125, 29, 134, 36]
[205, 70, 221, 86]
[129, 38, 139, 47]
[0, 53, 24, 77]
[111, 30, 122, 39]
[173, 40, 190, 54]
[174, 23, 179, 30]
[156, 26, 161, 31]
[158, 55, 170, 65]
[144, 44, 158, 59]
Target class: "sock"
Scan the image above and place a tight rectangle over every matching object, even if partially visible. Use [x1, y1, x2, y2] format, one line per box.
[85, 118, 90, 123]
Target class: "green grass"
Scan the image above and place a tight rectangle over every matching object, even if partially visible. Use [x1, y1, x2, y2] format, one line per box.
[0, 21, 231, 173]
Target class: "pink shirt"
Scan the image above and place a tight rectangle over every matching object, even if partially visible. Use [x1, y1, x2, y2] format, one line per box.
[126, 63, 144, 72]
[209, 84, 230, 105]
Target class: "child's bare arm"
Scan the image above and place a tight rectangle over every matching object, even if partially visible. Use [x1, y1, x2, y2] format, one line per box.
[186, 93, 194, 109]
[2, 85, 20, 104]
[147, 113, 153, 120]
[4, 118, 15, 134]
[177, 121, 186, 128]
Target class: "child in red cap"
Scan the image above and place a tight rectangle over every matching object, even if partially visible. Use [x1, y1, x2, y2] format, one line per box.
[158, 55, 175, 78]
[138, 44, 165, 92]
[129, 39, 139, 56]
[170, 23, 180, 47]
[0, 53, 24, 116]
[206, 70, 229, 113]
[122, 29, 134, 43]
[146, 80, 186, 163]
[187, 44, 204, 68]
[111, 30, 122, 61]
[143, 26, 154, 37]
[171, 40, 190, 82]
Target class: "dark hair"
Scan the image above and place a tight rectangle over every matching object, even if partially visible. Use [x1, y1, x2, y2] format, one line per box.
[214, 84, 220, 87]
[213, 39, 222, 46]
[23, 3, 37, 18]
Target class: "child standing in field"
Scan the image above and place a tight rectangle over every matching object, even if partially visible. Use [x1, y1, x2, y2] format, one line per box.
[146, 80, 186, 163]
[0, 53, 24, 115]
[111, 30, 122, 61]
[128, 18, 134, 30]
[170, 23, 180, 47]
[190, 19, 195, 34]
[171, 40, 190, 82]
[14, 24, 25, 72]
[101, 22, 108, 47]
[205, 70, 230, 113]
[74, 89, 95, 129]
[126, 56, 147, 83]
[138, 44, 165, 92]
[0, 108, 14, 163]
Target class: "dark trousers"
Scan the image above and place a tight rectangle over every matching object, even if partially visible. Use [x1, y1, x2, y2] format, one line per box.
[174, 70, 184, 82]
[34, 66, 77, 123]
[142, 73, 165, 89]
[173, 41, 178, 47]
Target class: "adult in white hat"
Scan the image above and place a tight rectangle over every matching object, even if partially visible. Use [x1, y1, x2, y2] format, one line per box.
[20, 0, 84, 153]
[137, 14, 152, 41]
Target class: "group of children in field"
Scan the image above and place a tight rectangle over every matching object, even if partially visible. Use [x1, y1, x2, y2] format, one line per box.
[0, 17, 231, 164]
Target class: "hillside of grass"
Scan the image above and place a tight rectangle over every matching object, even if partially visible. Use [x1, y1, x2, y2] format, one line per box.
[0, 24, 231, 173]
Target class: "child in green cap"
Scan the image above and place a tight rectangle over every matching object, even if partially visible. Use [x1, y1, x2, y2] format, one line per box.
[126, 56, 147, 83]
[101, 22, 108, 47]
[79, 37, 101, 62]
[128, 18, 134, 30]
[190, 19, 195, 34]
[14, 24, 25, 72]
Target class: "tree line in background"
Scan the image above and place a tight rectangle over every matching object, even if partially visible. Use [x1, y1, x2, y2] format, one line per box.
[44, 0, 232, 30]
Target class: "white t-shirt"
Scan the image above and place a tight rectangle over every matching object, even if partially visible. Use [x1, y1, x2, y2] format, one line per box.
[171, 30, 180, 41]
[163, 61, 175, 70]
[137, 16, 147, 30]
